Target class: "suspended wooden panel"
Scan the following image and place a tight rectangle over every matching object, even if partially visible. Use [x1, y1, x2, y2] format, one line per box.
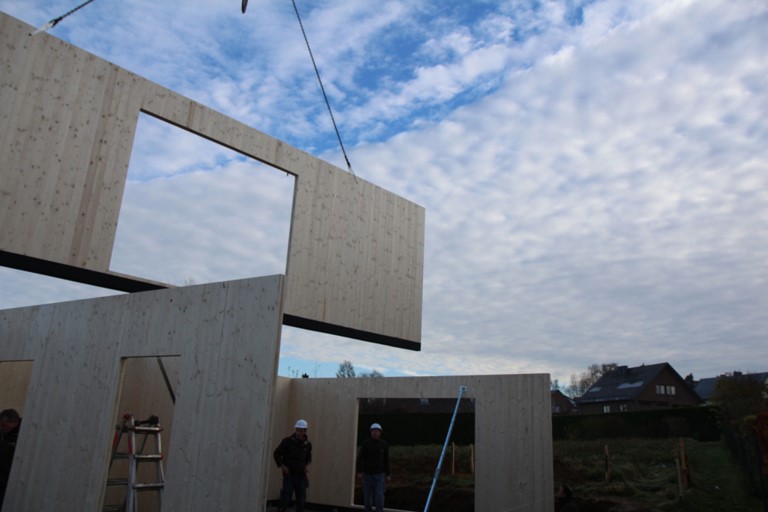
[0, 13, 423, 349]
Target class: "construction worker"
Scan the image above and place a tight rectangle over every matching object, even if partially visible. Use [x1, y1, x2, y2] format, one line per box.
[273, 419, 312, 512]
[0, 409, 21, 508]
[356, 422, 390, 512]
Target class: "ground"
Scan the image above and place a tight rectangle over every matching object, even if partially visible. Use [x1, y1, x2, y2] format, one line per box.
[353, 445, 475, 512]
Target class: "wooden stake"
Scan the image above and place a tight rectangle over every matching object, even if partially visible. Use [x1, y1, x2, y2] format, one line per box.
[604, 444, 610, 482]
[451, 442, 455, 475]
[674, 445, 683, 497]
[679, 438, 690, 488]
[470, 444, 475, 474]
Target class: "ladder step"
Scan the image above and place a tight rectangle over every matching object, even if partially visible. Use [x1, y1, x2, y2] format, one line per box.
[110, 453, 162, 461]
[134, 482, 165, 491]
[132, 426, 163, 433]
[135, 454, 163, 461]
[104, 414, 165, 509]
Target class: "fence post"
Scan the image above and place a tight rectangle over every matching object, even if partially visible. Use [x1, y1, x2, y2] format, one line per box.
[451, 442, 455, 476]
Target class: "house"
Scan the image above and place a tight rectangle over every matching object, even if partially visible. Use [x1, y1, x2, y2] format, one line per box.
[695, 371, 768, 404]
[576, 362, 701, 414]
[551, 389, 579, 415]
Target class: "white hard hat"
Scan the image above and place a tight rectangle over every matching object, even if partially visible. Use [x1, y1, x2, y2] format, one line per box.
[370, 423, 382, 431]
[295, 419, 308, 429]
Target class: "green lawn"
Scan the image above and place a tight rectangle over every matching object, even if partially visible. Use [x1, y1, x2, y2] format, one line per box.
[554, 437, 765, 511]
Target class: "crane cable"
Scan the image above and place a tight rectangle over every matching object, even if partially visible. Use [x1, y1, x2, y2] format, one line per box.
[30, 0, 98, 35]
[289, 0, 357, 180]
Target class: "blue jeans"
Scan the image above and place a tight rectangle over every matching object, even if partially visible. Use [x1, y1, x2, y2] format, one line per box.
[363, 472, 386, 512]
[279, 474, 307, 512]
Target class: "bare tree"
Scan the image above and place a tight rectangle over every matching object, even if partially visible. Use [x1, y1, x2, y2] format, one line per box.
[336, 361, 384, 378]
[566, 362, 618, 397]
[336, 360, 356, 378]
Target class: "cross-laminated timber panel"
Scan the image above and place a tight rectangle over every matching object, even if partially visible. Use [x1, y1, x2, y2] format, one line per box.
[0, 13, 424, 348]
[0, 276, 284, 511]
[267, 374, 554, 511]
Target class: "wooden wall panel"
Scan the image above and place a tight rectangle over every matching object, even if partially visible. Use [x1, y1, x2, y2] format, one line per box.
[0, 17, 141, 270]
[268, 374, 554, 512]
[287, 165, 425, 345]
[0, 361, 34, 415]
[0, 276, 284, 511]
[265, 376, 297, 501]
[0, 13, 424, 347]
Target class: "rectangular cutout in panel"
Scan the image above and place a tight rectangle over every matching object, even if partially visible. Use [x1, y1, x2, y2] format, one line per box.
[356, 398, 475, 512]
[111, 113, 294, 286]
[103, 356, 179, 512]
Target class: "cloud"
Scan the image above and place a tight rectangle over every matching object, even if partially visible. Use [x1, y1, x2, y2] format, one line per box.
[1, 0, 767, 385]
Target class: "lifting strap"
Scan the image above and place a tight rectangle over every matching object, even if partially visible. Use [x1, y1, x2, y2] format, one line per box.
[30, 0, 98, 35]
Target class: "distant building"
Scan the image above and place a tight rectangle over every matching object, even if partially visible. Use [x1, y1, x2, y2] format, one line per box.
[694, 371, 768, 404]
[575, 362, 701, 414]
[551, 390, 578, 415]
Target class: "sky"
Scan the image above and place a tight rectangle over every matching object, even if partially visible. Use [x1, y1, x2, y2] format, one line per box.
[1, 0, 767, 388]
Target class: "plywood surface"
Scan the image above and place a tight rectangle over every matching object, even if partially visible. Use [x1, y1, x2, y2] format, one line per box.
[268, 374, 554, 512]
[0, 13, 423, 347]
[0, 276, 284, 511]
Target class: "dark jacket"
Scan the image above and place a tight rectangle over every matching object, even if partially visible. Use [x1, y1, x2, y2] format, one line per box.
[356, 438, 390, 475]
[0, 420, 21, 504]
[273, 434, 312, 476]
[555, 495, 578, 512]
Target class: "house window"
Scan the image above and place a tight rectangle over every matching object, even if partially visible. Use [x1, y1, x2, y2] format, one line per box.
[656, 385, 665, 395]
[619, 404, 628, 412]
[666, 385, 676, 396]
[603, 405, 611, 413]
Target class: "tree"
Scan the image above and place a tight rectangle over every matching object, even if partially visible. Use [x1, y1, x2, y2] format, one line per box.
[336, 361, 384, 378]
[711, 372, 768, 434]
[566, 362, 618, 397]
[336, 360, 356, 378]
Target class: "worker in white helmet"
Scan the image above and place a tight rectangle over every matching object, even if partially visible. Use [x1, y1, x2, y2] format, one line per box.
[273, 419, 312, 512]
[356, 422, 390, 512]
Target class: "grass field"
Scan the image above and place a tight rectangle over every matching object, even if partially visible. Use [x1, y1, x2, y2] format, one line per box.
[554, 437, 765, 511]
[349, 439, 764, 512]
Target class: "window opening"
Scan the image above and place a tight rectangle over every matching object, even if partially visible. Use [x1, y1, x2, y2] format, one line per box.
[111, 113, 294, 286]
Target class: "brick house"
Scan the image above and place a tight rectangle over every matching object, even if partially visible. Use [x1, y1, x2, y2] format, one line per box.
[551, 389, 579, 415]
[575, 362, 701, 414]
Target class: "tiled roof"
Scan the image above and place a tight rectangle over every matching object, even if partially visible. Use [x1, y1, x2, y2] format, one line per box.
[695, 372, 768, 401]
[576, 362, 670, 404]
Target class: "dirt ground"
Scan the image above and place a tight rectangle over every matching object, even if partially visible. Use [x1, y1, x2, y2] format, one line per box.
[354, 455, 474, 512]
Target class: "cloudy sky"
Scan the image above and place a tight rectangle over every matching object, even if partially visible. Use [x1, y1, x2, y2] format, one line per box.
[1, 0, 766, 387]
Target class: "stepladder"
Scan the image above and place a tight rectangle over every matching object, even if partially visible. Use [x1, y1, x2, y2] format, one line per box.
[103, 413, 165, 512]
